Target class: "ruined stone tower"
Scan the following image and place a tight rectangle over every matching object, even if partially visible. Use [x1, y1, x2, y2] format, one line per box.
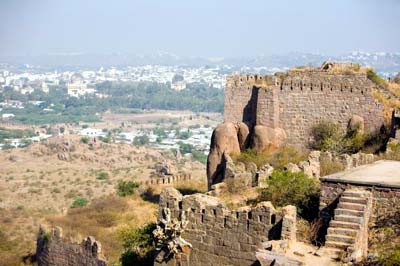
[207, 62, 384, 188]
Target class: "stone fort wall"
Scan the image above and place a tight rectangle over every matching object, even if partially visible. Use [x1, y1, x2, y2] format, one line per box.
[139, 173, 191, 186]
[154, 188, 296, 266]
[224, 70, 384, 147]
[36, 227, 106, 266]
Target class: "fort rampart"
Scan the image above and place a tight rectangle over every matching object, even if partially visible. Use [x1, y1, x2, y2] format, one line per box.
[36, 227, 106, 266]
[224, 70, 384, 147]
[154, 188, 296, 266]
[139, 173, 191, 186]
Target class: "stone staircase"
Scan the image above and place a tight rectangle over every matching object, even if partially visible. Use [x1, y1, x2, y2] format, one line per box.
[324, 189, 372, 260]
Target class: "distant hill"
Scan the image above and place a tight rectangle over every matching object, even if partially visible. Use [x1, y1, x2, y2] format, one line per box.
[1, 51, 399, 75]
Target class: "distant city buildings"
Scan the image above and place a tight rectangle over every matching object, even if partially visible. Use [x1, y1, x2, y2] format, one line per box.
[67, 73, 95, 97]
[0, 65, 231, 98]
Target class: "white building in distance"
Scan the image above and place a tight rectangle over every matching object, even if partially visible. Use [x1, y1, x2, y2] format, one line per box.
[67, 73, 95, 97]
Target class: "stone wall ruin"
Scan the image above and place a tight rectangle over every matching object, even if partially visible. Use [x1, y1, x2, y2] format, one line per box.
[154, 188, 297, 266]
[208, 62, 385, 188]
[36, 227, 106, 266]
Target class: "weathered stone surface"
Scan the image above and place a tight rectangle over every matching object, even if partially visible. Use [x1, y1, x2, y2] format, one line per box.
[236, 122, 250, 151]
[258, 164, 274, 180]
[207, 123, 241, 189]
[252, 125, 287, 152]
[223, 64, 384, 148]
[36, 227, 106, 266]
[209, 182, 227, 196]
[256, 250, 303, 266]
[348, 114, 365, 134]
[284, 163, 301, 173]
[154, 188, 293, 266]
[393, 72, 400, 84]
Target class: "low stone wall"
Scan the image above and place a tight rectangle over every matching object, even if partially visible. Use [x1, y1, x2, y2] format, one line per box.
[139, 173, 191, 186]
[320, 181, 400, 225]
[36, 227, 106, 266]
[320, 151, 375, 172]
[154, 188, 296, 266]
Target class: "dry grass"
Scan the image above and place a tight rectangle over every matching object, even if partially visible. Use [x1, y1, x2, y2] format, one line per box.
[47, 194, 157, 264]
[0, 135, 207, 265]
[372, 88, 400, 125]
[231, 146, 309, 169]
[320, 160, 345, 176]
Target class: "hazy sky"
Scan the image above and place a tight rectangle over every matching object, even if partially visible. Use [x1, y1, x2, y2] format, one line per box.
[0, 0, 399, 57]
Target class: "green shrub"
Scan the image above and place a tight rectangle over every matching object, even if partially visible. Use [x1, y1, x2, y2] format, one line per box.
[80, 136, 89, 144]
[117, 180, 140, 197]
[192, 150, 207, 163]
[311, 121, 344, 153]
[311, 121, 372, 154]
[96, 171, 109, 180]
[133, 135, 149, 146]
[258, 170, 320, 220]
[118, 223, 156, 266]
[71, 197, 89, 208]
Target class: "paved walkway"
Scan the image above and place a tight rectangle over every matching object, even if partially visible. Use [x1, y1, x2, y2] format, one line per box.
[320, 160, 400, 188]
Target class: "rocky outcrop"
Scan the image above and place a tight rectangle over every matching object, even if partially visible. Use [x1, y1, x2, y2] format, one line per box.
[206, 122, 244, 189]
[348, 115, 365, 134]
[252, 125, 287, 152]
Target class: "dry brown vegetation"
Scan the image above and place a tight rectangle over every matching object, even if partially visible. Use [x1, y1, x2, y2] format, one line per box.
[47, 194, 158, 264]
[0, 134, 207, 265]
[231, 146, 309, 169]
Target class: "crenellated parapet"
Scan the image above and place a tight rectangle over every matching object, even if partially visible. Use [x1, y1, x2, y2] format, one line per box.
[36, 226, 106, 266]
[223, 62, 384, 147]
[154, 188, 297, 266]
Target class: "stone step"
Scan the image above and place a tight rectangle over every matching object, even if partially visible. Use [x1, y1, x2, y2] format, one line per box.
[325, 240, 351, 249]
[338, 202, 366, 211]
[334, 215, 363, 224]
[328, 227, 358, 237]
[340, 196, 368, 205]
[330, 220, 361, 230]
[342, 190, 369, 198]
[326, 234, 356, 244]
[321, 247, 345, 258]
[335, 208, 364, 217]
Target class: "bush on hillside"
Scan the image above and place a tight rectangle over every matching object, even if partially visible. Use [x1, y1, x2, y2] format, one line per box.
[119, 223, 156, 266]
[311, 120, 387, 154]
[133, 135, 149, 146]
[96, 171, 109, 180]
[117, 180, 140, 197]
[71, 198, 89, 208]
[258, 170, 320, 220]
[80, 136, 89, 144]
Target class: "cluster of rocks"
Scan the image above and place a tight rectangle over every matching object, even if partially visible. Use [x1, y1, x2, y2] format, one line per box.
[210, 151, 321, 196]
[209, 150, 376, 196]
[320, 151, 375, 171]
